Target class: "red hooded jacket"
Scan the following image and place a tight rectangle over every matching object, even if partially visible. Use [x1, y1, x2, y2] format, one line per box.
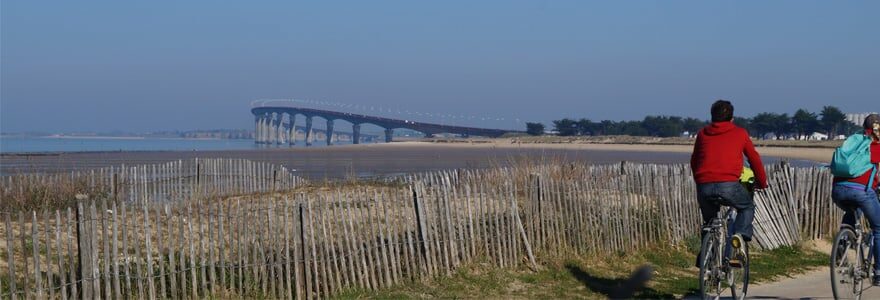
[690, 121, 768, 188]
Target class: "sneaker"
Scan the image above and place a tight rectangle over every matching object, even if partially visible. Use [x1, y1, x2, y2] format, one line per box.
[873, 275, 880, 286]
[728, 234, 746, 268]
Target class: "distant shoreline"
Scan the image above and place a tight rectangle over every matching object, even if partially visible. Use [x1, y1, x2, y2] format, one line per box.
[0, 136, 835, 164]
[391, 138, 834, 163]
[498, 135, 842, 149]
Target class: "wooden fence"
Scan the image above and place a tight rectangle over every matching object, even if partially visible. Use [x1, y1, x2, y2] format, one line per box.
[0, 160, 842, 299]
[0, 158, 304, 211]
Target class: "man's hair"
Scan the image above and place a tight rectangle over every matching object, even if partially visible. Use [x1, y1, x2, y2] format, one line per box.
[711, 100, 734, 122]
[864, 114, 880, 130]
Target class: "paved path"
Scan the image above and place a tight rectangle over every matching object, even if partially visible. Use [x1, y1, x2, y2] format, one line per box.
[745, 267, 880, 299]
[680, 267, 880, 299]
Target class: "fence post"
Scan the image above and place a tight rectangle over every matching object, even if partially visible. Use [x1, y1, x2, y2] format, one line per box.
[411, 183, 430, 275]
[5, 213, 17, 300]
[298, 200, 310, 299]
[511, 183, 538, 271]
[75, 194, 93, 300]
[112, 172, 119, 203]
[530, 173, 543, 249]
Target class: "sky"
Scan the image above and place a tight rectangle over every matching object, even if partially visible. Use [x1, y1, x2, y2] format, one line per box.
[1, 1, 877, 133]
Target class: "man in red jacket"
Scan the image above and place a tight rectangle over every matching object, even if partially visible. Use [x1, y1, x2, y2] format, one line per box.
[691, 100, 768, 267]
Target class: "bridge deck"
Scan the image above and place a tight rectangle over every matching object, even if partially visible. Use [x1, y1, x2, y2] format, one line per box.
[252, 106, 520, 137]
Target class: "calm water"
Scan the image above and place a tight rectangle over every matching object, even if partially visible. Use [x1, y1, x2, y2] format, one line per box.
[0, 136, 349, 153]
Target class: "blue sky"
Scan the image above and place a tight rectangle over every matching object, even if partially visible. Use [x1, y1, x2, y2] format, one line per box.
[1, 1, 877, 132]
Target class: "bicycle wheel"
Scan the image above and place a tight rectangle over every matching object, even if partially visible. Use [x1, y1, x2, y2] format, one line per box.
[831, 228, 861, 300]
[699, 233, 722, 300]
[729, 240, 749, 300]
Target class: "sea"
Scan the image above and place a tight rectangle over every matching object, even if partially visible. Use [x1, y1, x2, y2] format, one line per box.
[0, 136, 349, 153]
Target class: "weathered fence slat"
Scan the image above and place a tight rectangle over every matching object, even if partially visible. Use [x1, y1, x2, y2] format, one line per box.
[66, 208, 78, 300]
[56, 210, 67, 300]
[5, 213, 16, 299]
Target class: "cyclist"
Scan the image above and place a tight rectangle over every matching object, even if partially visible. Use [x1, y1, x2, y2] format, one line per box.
[691, 100, 768, 268]
[832, 114, 880, 285]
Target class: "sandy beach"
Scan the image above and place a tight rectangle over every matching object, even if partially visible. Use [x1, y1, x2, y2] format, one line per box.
[402, 139, 834, 164]
[0, 139, 830, 179]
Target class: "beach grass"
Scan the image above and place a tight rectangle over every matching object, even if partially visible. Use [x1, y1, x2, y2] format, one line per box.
[335, 240, 828, 299]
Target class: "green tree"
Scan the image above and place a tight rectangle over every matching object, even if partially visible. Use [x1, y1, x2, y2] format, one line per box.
[841, 121, 862, 136]
[619, 121, 648, 136]
[734, 117, 753, 136]
[791, 109, 819, 138]
[751, 113, 793, 139]
[751, 113, 778, 139]
[576, 119, 595, 136]
[642, 116, 684, 137]
[598, 120, 615, 135]
[552, 118, 579, 136]
[683, 118, 707, 135]
[821, 106, 847, 137]
[772, 113, 792, 139]
[526, 122, 545, 136]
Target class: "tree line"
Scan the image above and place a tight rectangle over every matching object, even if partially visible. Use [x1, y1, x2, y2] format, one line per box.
[526, 106, 860, 139]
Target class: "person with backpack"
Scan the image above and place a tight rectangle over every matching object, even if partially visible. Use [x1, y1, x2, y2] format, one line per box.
[831, 113, 880, 284]
[691, 100, 768, 267]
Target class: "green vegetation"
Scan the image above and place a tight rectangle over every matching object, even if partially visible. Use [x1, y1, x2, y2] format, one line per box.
[526, 122, 545, 136]
[0, 175, 111, 213]
[337, 241, 829, 299]
[535, 105, 861, 139]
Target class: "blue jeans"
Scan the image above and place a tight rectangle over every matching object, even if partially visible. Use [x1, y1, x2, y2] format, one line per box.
[697, 182, 755, 242]
[833, 184, 880, 275]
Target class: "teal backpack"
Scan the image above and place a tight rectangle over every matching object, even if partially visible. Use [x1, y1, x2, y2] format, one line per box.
[831, 133, 876, 188]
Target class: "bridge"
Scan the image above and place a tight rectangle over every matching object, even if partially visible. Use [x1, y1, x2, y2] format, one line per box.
[251, 105, 521, 145]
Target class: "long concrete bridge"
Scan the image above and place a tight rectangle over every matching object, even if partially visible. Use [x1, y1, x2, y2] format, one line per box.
[251, 105, 521, 145]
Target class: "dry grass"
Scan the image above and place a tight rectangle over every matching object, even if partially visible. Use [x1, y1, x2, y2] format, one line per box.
[0, 173, 111, 213]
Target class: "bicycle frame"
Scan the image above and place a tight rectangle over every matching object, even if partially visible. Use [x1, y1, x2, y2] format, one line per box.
[850, 208, 874, 281]
[705, 207, 737, 264]
[700, 187, 761, 300]
[700, 204, 749, 300]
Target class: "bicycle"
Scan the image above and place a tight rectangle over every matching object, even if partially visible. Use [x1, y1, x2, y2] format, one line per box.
[698, 204, 749, 300]
[830, 206, 873, 300]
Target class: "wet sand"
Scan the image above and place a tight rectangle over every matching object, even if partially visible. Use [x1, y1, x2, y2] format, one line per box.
[0, 141, 827, 179]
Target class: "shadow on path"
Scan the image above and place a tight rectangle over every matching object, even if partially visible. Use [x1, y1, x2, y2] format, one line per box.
[565, 264, 689, 299]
